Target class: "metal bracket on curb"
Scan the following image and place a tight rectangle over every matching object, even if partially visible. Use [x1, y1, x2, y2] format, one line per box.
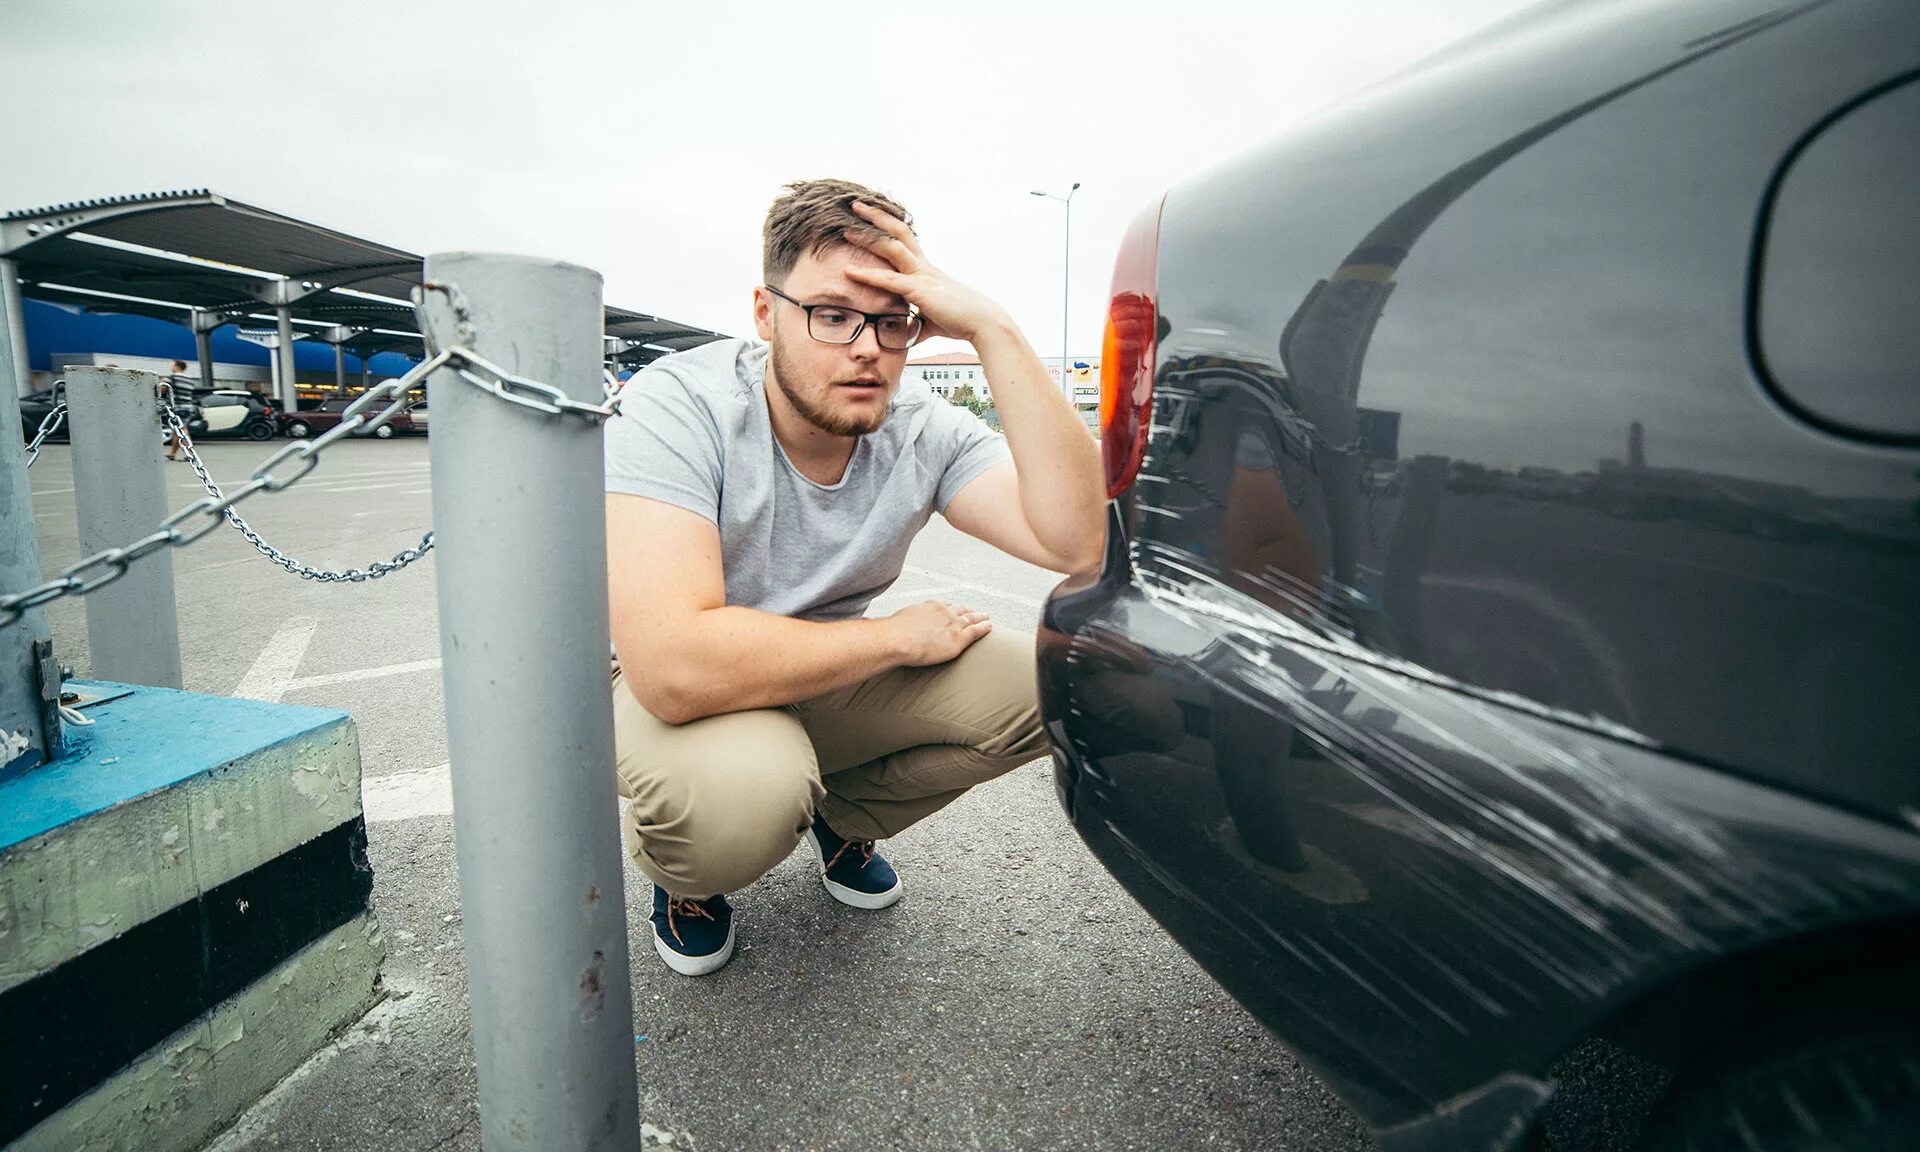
[32, 639, 62, 762]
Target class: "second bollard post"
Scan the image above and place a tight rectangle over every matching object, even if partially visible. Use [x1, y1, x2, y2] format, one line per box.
[422, 253, 640, 1151]
[64, 366, 183, 689]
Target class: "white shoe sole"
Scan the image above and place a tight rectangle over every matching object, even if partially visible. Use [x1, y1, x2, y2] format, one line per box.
[652, 918, 735, 977]
[806, 827, 904, 910]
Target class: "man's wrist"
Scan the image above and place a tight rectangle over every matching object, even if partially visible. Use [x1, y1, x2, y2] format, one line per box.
[964, 312, 1022, 350]
[864, 616, 909, 667]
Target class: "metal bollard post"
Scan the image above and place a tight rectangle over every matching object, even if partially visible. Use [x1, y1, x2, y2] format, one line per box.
[0, 289, 53, 770]
[423, 253, 639, 1151]
[64, 367, 183, 689]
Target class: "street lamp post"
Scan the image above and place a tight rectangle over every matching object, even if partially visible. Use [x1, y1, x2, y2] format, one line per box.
[1031, 183, 1080, 402]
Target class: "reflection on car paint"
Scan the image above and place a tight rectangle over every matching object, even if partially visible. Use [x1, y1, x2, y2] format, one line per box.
[1041, 0, 1920, 1144]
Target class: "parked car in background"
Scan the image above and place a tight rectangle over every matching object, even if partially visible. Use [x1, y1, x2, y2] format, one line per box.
[17, 385, 201, 445]
[1040, 1, 1920, 1150]
[187, 389, 277, 441]
[280, 395, 417, 440]
[17, 389, 64, 443]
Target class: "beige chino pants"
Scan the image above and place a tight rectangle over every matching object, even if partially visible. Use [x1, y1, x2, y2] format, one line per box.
[612, 628, 1047, 899]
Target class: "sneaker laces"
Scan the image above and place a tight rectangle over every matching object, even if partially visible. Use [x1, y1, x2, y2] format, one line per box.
[825, 837, 876, 873]
[665, 896, 716, 946]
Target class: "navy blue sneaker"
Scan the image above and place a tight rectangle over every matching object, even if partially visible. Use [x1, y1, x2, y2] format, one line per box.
[805, 813, 903, 909]
[649, 886, 734, 976]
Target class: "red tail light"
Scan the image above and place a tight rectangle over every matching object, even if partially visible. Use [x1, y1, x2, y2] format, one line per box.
[1099, 195, 1164, 499]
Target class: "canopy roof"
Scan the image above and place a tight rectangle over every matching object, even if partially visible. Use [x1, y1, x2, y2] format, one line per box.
[2, 189, 724, 362]
[603, 306, 730, 367]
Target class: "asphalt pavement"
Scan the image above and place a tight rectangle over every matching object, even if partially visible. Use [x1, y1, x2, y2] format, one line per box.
[24, 436, 1375, 1152]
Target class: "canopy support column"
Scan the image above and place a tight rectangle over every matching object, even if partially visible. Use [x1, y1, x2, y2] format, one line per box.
[0, 266, 54, 771]
[274, 306, 297, 413]
[191, 310, 228, 395]
[194, 329, 214, 393]
[0, 258, 33, 399]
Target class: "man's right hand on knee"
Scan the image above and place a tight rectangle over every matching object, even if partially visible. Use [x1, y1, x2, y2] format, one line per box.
[882, 600, 993, 668]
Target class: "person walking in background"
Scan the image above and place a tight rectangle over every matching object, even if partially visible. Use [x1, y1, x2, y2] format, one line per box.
[162, 359, 192, 461]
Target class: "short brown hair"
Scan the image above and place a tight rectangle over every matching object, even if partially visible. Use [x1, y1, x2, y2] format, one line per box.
[763, 179, 912, 284]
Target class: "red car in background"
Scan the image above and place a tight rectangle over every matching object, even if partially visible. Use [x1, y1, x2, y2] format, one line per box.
[280, 396, 419, 440]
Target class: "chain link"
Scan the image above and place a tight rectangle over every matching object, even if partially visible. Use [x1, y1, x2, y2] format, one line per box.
[433, 344, 622, 422]
[3, 290, 616, 629]
[604, 367, 625, 417]
[414, 279, 623, 422]
[24, 400, 67, 466]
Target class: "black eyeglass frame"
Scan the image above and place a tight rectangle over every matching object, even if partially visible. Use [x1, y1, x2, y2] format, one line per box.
[762, 283, 923, 351]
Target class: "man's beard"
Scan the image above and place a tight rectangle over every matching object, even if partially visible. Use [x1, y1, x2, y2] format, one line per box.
[770, 340, 890, 437]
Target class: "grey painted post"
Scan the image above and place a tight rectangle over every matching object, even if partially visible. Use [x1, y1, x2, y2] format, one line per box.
[424, 252, 638, 1151]
[0, 258, 33, 399]
[65, 367, 183, 689]
[195, 326, 215, 392]
[333, 342, 346, 393]
[275, 306, 298, 413]
[0, 275, 52, 769]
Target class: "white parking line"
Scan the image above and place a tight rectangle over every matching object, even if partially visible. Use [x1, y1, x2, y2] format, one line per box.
[285, 658, 442, 692]
[303, 482, 404, 494]
[177, 466, 429, 491]
[362, 761, 453, 822]
[306, 466, 432, 479]
[362, 760, 630, 825]
[901, 566, 1043, 610]
[234, 617, 319, 702]
[877, 584, 956, 604]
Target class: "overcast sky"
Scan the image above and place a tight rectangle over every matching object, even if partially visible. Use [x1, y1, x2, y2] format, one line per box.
[0, 0, 1535, 360]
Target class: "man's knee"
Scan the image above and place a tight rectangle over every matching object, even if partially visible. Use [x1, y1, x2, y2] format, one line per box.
[627, 759, 820, 896]
[958, 629, 1047, 763]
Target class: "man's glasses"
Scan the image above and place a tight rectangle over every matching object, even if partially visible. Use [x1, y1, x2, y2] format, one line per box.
[763, 284, 923, 351]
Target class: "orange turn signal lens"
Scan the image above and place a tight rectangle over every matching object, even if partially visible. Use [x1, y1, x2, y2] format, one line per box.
[1099, 196, 1165, 499]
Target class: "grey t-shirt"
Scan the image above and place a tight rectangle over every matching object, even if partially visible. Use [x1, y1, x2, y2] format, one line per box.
[605, 338, 1009, 621]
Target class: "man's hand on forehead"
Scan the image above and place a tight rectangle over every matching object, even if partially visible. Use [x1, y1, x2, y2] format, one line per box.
[840, 200, 1010, 346]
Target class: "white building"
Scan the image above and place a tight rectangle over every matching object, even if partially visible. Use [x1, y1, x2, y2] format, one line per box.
[906, 352, 989, 401]
[907, 352, 1099, 408]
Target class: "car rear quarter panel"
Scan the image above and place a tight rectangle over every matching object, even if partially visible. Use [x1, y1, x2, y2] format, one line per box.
[1045, 0, 1920, 1133]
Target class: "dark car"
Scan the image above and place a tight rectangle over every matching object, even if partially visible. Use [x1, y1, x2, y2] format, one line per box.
[19, 386, 201, 445]
[17, 390, 63, 444]
[281, 395, 417, 440]
[1039, 2, 1920, 1150]
[186, 389, 277, 441]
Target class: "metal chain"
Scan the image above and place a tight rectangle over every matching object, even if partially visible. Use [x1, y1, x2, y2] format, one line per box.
[2, 293, 615, 629]
[0, 371, 434, 627]
[157, 378, 438, 584]
[434, 344, 622, 422]
[414, 280, 622, 422]
[24, 401, 67, 466]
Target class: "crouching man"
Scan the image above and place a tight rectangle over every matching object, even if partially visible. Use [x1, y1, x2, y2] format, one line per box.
[606, 179, 1105, 975]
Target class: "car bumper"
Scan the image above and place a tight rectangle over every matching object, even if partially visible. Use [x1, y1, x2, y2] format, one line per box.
[1038, 506, 1920, 1144]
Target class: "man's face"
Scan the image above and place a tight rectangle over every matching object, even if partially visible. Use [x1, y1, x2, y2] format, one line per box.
[755, 243, 911, 437]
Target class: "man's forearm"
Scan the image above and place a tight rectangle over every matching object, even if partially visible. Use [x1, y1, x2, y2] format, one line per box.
[625, 607, 902, 724]
[973, 320, 1107, 569]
